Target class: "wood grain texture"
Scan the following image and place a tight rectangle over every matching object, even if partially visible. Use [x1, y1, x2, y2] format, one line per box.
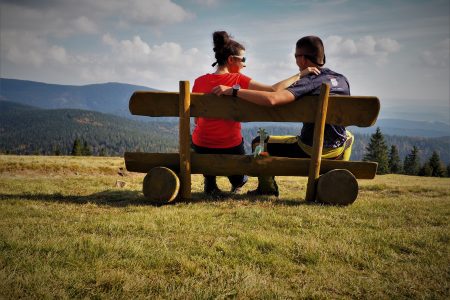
[129, 91, 380, 127]
[142, 167, 180, 202]
[179, 81, 191, 199]
[124, 152, 378, 179]
[306, 83, 330, 202]
[317, 169, 358, 205]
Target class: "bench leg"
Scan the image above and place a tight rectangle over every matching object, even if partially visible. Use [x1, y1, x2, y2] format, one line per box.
[179, 81, 192, 199]
[305, 83, 330, 202]
[316, 169, 358, 205]
[143, 167, 180, 203]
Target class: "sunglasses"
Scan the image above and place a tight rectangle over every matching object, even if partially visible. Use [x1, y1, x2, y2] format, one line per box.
[232, 55, 246, 63]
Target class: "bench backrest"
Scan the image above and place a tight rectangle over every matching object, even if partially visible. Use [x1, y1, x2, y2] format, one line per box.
[129, 90, 380, 127]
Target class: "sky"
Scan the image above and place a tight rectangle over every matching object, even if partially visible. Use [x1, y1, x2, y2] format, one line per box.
[1, 0, 449, 121]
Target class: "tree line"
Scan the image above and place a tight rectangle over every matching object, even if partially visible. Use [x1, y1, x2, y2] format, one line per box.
[364, 127, 449, 177]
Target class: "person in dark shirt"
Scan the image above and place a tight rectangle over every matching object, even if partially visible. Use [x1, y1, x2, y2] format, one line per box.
[212, 35, 354, 197]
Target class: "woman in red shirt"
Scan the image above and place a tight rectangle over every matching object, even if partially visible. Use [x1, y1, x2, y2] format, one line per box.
[192, 31, 319, 197]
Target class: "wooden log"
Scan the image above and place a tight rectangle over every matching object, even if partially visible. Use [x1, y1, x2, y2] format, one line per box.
[129, 91, 380, 127]
[306, 83, 330, 202]
[316, 169, 358, 205]
[124, 152, 378, 179]
[143, 167, 180, 202]
[179, 81, 191, 200]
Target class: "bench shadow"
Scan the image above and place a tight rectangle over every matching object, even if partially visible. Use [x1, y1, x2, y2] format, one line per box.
[186, 192, 316, 207]
[0, 191, 328, 208]
[0, 190, 166, 207]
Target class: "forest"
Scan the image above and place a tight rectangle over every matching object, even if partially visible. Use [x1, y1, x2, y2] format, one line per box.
[1, 101, 449, 176]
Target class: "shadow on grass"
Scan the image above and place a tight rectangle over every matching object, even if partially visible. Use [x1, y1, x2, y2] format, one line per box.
[187, 192, 316, 207]
[0, 190, 326, 208]
[0, 190, 167, 207]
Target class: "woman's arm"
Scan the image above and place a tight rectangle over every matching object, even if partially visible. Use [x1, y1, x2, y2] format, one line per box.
[211, 86, 295, 107]
[247, 67, 320, 92]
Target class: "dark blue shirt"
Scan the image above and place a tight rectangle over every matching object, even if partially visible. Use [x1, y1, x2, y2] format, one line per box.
[286, 68, 350, 148]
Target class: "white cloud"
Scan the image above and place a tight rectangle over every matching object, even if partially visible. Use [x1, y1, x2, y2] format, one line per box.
[124, 0, 192, 25]
[0, 0, 192, 38]
[193, 0, 220, 7]
[421, 38, 450, 68]
[324, 35, 401, 67]
[325, 35, 401, 59]
[72, 16, 99, 35]
[1, 32, 209, 90]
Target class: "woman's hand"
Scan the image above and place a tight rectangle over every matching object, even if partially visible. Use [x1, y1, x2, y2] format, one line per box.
[212, 85, 232, 96]
[300, 67, 321, 78]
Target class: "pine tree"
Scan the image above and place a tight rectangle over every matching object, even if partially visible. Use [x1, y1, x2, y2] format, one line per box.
[428, 151, 445, 177]
[447, 164, 450, 178]
[99, 148, 107, 157]
[363, 127, 389, 174]
[418, 162, 432, 176]
[403, 146, 420, 175]
[54, 146, 61, 156]
[82, 141, 92, 156]
[388, 145, 402, 174]
[71, 138, 83, 156]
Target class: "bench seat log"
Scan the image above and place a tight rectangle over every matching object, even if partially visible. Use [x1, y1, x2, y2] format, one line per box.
[129, 92, 380, 127]
[124, 152, 378, 180]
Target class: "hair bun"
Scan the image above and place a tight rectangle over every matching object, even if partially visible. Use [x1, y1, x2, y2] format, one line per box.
[213, 31, 231, 52]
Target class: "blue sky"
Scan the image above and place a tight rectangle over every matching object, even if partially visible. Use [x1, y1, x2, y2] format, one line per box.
[1, 0, 449, 121]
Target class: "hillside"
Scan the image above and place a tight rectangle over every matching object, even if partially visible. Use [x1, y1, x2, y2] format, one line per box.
[1, 101, 449, 163]
[0, 101, 178, 155]
[1, 77, 449, 137]
[0, 155, 449, 298]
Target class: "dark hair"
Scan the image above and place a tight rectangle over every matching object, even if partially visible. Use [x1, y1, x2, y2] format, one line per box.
[212, 31, 245, 67]
[296, 36, 326, 66]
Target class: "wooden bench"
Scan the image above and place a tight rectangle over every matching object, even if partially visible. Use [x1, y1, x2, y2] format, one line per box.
[125, 81, 380, 205]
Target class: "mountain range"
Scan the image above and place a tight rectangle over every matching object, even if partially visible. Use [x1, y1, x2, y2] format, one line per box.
[1, 77, 449, 138]
[0, 78, 157, 119]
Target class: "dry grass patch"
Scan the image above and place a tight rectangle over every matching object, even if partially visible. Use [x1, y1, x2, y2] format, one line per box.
[0, 155, 449, 299]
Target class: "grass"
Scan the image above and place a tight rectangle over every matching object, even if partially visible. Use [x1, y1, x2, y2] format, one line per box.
[0, 154, 449, 299]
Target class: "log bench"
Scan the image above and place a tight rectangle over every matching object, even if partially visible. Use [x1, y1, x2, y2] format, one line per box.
[124, 81, 380, 205]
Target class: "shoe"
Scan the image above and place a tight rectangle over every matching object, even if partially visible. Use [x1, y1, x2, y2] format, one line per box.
[231, 175, 248, 194]
[246, 188, 279, 197]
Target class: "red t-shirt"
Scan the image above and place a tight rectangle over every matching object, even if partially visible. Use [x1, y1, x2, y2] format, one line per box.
[192, 73, 251, 148]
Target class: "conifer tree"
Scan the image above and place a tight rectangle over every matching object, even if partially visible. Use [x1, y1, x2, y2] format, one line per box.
[54, 146, 61, 156]
[99, 148, 107, 157]
[447, 164, 450, 178]
[82, 141, 92, 156]
[71, 138, 83, 156]
[363, 127, 389, 174]
[418, 162, 432, 176]
[428, 151, 445, 177]
[388, 145, 402, 174]
[403, 146, 420, 175]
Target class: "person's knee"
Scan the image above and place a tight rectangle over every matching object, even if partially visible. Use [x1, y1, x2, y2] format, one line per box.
[251, 136, 260, 151]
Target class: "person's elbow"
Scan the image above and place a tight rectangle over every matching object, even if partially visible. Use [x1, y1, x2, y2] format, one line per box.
[265, 91, 294, 106]
[265, 94, 280, 106]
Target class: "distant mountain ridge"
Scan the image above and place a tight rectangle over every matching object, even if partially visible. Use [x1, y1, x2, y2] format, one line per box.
[0, 78, 157, 118]
[1, 78, 449, 138]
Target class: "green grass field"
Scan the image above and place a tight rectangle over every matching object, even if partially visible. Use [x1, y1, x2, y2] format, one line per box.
[1, 155, 449, 299]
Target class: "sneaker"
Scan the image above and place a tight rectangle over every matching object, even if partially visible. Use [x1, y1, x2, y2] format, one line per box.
[231, 175, 248, 194]
[246, 188, 279, 197]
